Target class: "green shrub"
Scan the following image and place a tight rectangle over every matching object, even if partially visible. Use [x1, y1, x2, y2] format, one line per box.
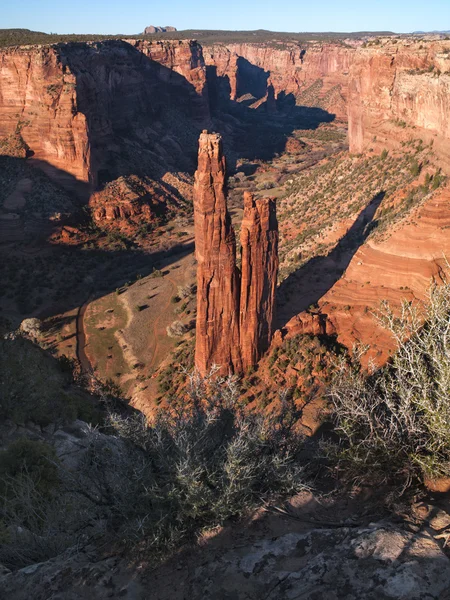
[105, 378, 306, 555]
[0, 439, 59, 496]
[410, 159, 421, 177]
[328, 280, 450, 490]
[150, 268, 163, 278]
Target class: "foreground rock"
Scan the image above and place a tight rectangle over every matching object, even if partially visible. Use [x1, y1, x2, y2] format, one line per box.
[187, 525, 450, 600]
[2, 521, 450, 599]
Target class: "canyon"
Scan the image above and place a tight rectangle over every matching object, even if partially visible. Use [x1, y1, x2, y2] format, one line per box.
[3, 27, 450, 599]
[2, 33, 450, 403]
[0, 39, 208, 194]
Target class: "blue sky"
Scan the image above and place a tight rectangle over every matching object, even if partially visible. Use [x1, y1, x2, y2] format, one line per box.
[3, 0, 450, 34]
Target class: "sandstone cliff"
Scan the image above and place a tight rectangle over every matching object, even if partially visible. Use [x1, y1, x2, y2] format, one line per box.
[193, 131, 242, 375]
[348, 39, 450, 168]
[0, 39, 209, 194]
[240, 192, 278, 369]
[204, 42, 353, 119]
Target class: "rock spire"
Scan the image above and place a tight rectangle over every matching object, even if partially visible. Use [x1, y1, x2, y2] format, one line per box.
[193, 131, 242, 376]
[193, 131, 278, 376]
[239, 192, 279, 369]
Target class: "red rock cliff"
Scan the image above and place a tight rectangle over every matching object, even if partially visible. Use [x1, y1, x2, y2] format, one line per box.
[0, 40, 209, 193]
[204, 42, 353, 119]
[193, 131, 242, 376]
[240, 192, 278, 370]
[348, 39, 450, 168]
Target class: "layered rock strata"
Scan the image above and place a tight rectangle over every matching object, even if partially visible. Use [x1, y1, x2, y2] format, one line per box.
[348, 39, 450, 168]
[0, 40, 209, 193]
[194, 132, 278, 376]
[240, 192, 278, 369]
[204, 42, 353, 118]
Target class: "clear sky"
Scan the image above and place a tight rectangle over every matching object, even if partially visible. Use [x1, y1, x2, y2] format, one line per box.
[3, 0, 450, 35]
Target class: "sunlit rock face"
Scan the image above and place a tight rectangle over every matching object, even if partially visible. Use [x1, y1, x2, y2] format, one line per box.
[193, 132, 278, 376]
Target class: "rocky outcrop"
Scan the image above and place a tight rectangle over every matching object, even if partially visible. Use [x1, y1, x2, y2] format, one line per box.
[194, 133, 278, 375]
[204, 42, 353, 118]
[193, 131, 242, 376]
[89, 174, 178, 233]
[240, 192, 278, 369]
[0, 40, 209, 194]
[348, 39, 450, 168]
[4, 512, 450, 600]
[187, 525, 450, 599]
[144, 26, 177, 34]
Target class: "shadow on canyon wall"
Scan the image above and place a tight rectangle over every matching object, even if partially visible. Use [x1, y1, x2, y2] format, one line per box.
[0, 157, 194, 329]
[207, 58, 335, 165]
[59, 40, 209, 191]
[10, 40, 334, 204]
[276, 191, 386, 328]
[60, 39, 335, 189]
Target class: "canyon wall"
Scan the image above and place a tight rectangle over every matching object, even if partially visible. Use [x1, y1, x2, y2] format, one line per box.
[194, 132, 278, 376]
[204, 42, 353, 119]
[348, 39, 450, 168]
[0, 40, 209, 194]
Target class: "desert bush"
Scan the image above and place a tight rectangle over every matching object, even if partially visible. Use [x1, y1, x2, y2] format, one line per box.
[0, 336, 98, 426]
[178, 283, 196, 299]
[328, 279, 450, 490]
[19, 317, 42, 338]
[166, 320, 188, 337]
[0, 375, 307, 569]
[105, 374, 306, 554]
[149, 268, 163, 278]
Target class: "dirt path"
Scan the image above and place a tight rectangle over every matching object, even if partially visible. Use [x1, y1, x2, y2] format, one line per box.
[148, 275, 177, 370]
[76, 296, 93, 374]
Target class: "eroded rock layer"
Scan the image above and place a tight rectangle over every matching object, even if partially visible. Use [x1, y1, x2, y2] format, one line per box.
[0, 40, 209, 193]
[193, 131, 242, 376]
[204, 42, 353, 119]
[348, 39, 450, 167]
[240, 192, 278, 370]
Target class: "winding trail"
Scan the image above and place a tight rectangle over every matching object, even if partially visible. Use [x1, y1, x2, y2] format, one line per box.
[76, 295, 93, 374]
[148, 275, 177, 370]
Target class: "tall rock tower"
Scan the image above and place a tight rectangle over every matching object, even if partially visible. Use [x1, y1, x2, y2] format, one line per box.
[193, 131, 242, 376]
[239, 192, 279, 369]
[193, 131, 278, 376]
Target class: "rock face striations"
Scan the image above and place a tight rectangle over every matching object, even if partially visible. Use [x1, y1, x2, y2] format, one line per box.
[348, 39, 450, 167]
[204, 42, 352, 119]
[240, 192, 279, 370]
[0, 40, 208, 193]
[194, 132, 278, 376]
[193, 131, 242, 376]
